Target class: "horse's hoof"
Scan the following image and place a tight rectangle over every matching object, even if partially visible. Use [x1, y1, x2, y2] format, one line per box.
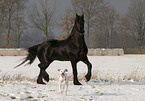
[44, 78, 49, 82]
[44, 76, 49, 82]
[37, 81, 46, 85]
[37, 82, 46, 85]
[85, 75, 91, 82]
[74, 81, 82, 85]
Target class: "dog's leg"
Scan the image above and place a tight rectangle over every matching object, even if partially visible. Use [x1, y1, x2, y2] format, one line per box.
[65, 82, 68, 96]
[59, 83, 63, 94]
[62, 84, 65, 94]
[61, 84, 63, 94]
[59, 81, 61, 94]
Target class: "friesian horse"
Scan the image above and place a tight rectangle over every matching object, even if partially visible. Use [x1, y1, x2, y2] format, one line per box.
[15, 14, 92, 85]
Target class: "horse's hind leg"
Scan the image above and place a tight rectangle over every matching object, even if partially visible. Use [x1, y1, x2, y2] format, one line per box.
[37, 61, 52, 84]
[38, 63, 49, 82]
[43, 69, 49, 82]
[37, 67, 46, 84]
[82, 57, 92, 82]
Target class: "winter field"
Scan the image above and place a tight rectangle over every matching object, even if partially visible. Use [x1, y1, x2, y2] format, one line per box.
[0, 55, 145, 101]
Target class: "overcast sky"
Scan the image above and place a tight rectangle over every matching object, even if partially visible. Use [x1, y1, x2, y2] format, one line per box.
[53, 0, 131, 34]
[55, 0, 131, 17]
[22, 0, 131, 46]
[106, 0, 131, 14]
[26, 0, 131, 39]
[28, 0, 131, 24]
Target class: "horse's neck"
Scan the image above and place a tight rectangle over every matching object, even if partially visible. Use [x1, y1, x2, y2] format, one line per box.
[67, 25, 87, 49]
[69, 25, 81, 41]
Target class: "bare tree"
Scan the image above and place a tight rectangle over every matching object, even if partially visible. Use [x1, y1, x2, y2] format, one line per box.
[127, 0, 145, 48]
[0, 0, 7, 45]
[29, 0, 55, 41]
[95, 5, 118, 48]
[13, 0, 27, 48]
[117, 16, 129, 48]
[59, 9, 75, 40]
[0, 0, 19, 47]
[117, 16, 136, 48]
[0, 0, 28, 47]
[0, 0, 7, 25]
[71, 0, 105, 47]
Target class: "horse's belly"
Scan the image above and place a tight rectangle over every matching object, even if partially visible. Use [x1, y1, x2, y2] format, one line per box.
[78, 49, 88, 60]
[51, 51, 70, 61]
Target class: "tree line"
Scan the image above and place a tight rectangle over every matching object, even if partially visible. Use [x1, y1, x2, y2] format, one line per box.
[0, 0, 145, 52]
[60, 0, 145, 51]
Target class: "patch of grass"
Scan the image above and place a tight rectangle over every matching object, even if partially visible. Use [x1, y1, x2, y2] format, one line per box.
[1, 67, 144, 83]
[11, 96, 16, 99]
[123, 68, 144, 81]
[77, 69, 115, 82]
[49, 78, 55, 80]
[29, 100, 38, 101]
[118, 54, 121, 56]
[27, 96, 34, 99]
[0, 73, 36, 83]
[89, 99, 93, 101]
[76, 67, 145, 82]
[81, 97, 86, 99]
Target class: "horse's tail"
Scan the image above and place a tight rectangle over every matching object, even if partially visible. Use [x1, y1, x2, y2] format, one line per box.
[14, 44, 39, 68]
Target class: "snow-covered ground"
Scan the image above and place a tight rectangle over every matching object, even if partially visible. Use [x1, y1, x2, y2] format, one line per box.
[0, 55, 145, 101]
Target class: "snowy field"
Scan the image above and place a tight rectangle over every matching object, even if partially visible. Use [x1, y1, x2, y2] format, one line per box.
[0, 55, 145, 101]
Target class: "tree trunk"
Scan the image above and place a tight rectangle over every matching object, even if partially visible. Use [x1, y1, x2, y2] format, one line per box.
[110, 26, 113, 48]
[7, 16, 11, 47]
[87, 18, 90, 47]
[17, 25, 20, 48]
[16, 8, 20, 48]
[106, 29, 109, 48]
[45, 13, 48, 41]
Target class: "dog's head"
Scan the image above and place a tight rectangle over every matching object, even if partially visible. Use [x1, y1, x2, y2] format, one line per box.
[57, 69, 68, 77]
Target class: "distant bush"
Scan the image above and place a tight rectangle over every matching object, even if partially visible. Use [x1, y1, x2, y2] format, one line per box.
[124, 46, 145, 54]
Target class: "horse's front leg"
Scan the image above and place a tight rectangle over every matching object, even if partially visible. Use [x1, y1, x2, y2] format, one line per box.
[82, 57, 92, 82]
[71, 61, 82, 85]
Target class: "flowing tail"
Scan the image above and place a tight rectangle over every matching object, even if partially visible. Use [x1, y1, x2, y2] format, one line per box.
[14, 44, 39, 68]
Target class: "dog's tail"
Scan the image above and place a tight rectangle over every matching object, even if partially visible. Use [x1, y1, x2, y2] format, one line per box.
[14, 44, 39, 68]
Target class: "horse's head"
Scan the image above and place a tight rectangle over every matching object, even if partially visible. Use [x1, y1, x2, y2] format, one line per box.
[75, 13, 85, 33]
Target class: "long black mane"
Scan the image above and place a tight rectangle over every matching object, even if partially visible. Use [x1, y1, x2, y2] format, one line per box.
[15, 13, 92, 85]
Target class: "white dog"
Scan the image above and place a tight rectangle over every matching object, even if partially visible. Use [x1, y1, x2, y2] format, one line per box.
[58, 69, 68, 95]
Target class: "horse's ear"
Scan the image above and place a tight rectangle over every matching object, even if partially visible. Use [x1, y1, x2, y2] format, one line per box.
[57, 69, 61, 71]
[76, 13, 79, 17]
[82, 13, 84, 18]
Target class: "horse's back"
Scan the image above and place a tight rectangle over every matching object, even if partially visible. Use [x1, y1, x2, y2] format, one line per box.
[37, 37, 88, 61]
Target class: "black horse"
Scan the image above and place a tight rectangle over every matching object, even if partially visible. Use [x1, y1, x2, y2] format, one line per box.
[15, 14, 92, 85]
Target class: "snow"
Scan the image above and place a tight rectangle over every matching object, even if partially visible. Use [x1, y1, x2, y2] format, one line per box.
[0, 55, 145, 101]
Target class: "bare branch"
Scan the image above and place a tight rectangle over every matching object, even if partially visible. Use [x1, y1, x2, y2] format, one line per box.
[29, 0, 55, 40]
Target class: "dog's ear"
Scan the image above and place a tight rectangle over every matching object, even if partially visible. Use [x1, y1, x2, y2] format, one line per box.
[64, 69, 68, 72]
[57, 69, 61, 71]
